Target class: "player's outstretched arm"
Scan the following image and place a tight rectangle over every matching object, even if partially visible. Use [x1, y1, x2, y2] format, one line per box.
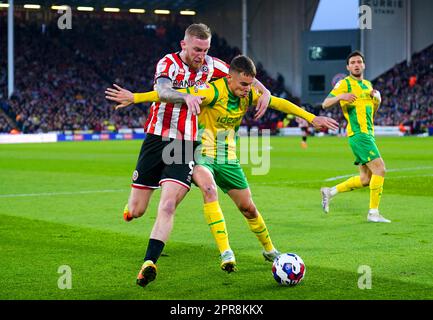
[311, 116, 339, 131]
[109, 82, 215, 112]
[105, 84, 160, 109]
[134, 84, 215, 107]
[269, 96, 339, 131]
[105, 84, 134, 110]
[105, 80, 204, 115]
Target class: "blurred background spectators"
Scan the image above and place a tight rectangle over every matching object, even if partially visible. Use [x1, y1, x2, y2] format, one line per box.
[0, 13, 432, 135]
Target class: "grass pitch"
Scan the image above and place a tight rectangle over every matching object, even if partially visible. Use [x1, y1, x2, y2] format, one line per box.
[1, 136, 432, 300]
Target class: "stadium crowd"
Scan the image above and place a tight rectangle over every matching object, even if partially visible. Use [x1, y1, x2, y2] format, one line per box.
[0, 13, 286, 134]
[0, 13, 432, 135]
[316, 44, 433, 135]
[372, 44, 433, 134]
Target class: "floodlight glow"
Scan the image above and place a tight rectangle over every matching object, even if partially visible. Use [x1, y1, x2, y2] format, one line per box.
[77, 6, 94, 12]
[180, 10, 196, 16]
[154, 9, 170, 15]
[51, 5, 69, 10]
[24, 4, 41, 9]
[129, 9, 145, 14]
[104, 7, 120, 12]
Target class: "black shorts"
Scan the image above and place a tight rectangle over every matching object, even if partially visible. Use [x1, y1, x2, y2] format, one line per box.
[131, 134, 198, 190]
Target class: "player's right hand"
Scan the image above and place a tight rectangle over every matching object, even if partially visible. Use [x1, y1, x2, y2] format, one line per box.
[339, 93, 357, 103]
[185, 94, 204, 115]
[105, 84, 134, 109]
[311, 116, 339, 131]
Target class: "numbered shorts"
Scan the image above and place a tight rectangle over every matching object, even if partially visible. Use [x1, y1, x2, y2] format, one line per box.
[132, 133, 198, 191]
[349, 133, 381, 166]
[197, 156, 249, 193]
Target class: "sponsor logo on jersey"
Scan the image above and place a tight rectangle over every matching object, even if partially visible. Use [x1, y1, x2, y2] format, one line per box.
[173, 79, 201, 88]
[217, 115, 243, 125]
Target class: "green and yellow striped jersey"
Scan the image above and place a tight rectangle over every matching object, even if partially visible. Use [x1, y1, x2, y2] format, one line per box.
[328, 75, 379, 137]
[134, 77, 316, 161]
[190, 78, 253, 161]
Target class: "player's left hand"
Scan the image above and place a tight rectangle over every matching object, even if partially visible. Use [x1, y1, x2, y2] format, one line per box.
[311, 116, 339, 131]
[105, 84, 134, 109]
[184, 94, 204, 115]
[254, 90, 271, 120]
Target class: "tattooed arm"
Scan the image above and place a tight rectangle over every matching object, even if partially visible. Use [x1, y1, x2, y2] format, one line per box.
[155, 77, 203, 115]
[155, 77, 186, 103]
[105, 78, 204, 115]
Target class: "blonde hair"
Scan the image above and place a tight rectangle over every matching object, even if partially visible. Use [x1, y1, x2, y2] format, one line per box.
[185, 23, 212, 40]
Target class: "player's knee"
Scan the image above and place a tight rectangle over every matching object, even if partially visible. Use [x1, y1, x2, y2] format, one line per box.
[372, 164, 386, 177]
[159, 199, 177, 216]
[361, 176, 371, 186]
[200, 183, 218, 202]
[128, 202, 146, 218]
[238, 201, 257, 219]
[376, 169, 386, 177]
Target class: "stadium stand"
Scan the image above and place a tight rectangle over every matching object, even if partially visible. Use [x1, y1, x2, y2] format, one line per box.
[0, 13, 286, 134]
[372, 44, 433, 135]
[316, 44, 433, 136]
[0, 13, 432, 135]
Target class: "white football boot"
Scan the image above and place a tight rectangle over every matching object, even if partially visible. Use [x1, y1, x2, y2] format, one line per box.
[367, 211, 391, 223]
[262, 249, 281, 262]
[320, 187, 332, 214]
[220, 249, 237, 273]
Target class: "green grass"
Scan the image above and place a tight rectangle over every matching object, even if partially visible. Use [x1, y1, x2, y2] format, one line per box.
[1, 136, 432, 300]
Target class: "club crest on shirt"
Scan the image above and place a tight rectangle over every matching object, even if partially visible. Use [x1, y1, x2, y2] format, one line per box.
[132, 170, 139, 181]
[201, 65, 209, 73]
[157, 61, 168, 74]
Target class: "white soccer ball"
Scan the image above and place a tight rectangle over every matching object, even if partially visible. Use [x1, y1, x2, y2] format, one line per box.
[372, 90, 381, 103]
[272, 253, 306, 286]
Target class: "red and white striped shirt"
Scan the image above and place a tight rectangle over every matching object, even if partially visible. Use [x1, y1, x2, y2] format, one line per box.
[144, 52, 229, 141]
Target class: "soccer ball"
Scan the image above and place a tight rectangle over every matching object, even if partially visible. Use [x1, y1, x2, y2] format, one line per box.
[272, 253, 306, 286]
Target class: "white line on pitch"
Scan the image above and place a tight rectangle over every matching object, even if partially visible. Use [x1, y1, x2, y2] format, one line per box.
[0, 189, 127, 198]
[1, 168, 432, 198]
[325, 167, 433, 181]
[256, 174, 433, 187]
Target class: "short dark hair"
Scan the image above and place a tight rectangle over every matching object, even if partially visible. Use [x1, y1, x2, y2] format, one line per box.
[346, 50, 365, 65]
[229, 55, 257, 77]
